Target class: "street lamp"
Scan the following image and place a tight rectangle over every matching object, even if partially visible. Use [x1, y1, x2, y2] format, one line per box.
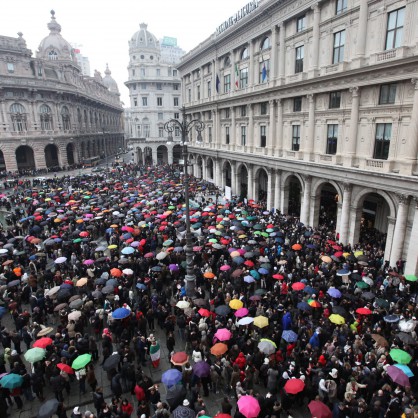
[164, 106, 205, 296]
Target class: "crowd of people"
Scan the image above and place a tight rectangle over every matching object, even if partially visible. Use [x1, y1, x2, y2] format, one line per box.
[0, 162, 415, 418]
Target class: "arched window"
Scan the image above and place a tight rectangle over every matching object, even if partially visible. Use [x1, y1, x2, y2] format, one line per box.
[224, 56, 231, 68]
[39, 104, 52, 131]
[241, 47, 249, 60]
[48, 50, 58, 60]
[10, 103, 27, 132]
[84, 109, 88, 126]
[61, 106, 71, 130]
[77, 108, 82, 125]
[261, 37, 270, 50]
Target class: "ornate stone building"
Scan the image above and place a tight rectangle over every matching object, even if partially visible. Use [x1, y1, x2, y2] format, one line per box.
[0, 11, 124, 172]
[177, 0, 418, 275]
[125, 24, 184, 165]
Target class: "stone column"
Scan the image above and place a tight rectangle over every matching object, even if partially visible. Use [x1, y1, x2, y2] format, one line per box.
[273, 170, 281, 212]
[346, 87, 360, 166]
[405, 197, 418, 275]
[389, 194, 410, 267]
[384, 216, 396, 262]
[215, 158, 222, 187]
[407, 80, 418, 165]
[354, 0, 368, 63]
[309, 193, 321, 227]
[231, 50, 237, 92]
[152, 148, 158, 165]
[247, 164, 254, 200]
[310, 3, 321, 75]
[202, 157, 207, 180]
[249, 40, 255, 87]
[231, 106, 236, 150]
[267, 100, 276, 155]
[338, 183, 352, 244]
[248, 104, 254, 151]
[266, 169, 273, 210]
[304, 94, 315, 161]
[213, 108, 218, 146]
[300, 175, 312, 225]
[275, 99, 283, 156]
[271, 25, 278, 82]
[200, 66, 204, 101]
[278, 23, 286, 81]
[348, 206, 363, 245]
[231, 162, 237, 195]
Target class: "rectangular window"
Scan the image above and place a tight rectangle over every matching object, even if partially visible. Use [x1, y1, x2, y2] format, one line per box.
[188, 89, 191, 102]
[293, 97, 302, 112]
[207, 80, 212, 97]
[292, 125, 300, 151]
[158, 127, 164, 137]
[143, 125, 150, 138]
[208, 127, 212, 143]
[137, 125, 141, 137]
[175, 126, 180, 137]
[241, 105, 247, 117]
[174, 97, 179, 106]
[173, 84, 179, 90]
[132, 69, 135, 76]
[260, 126, 267, 147]
[7, 63, 14, 73]
[333, 30, 345, 64]
[38, 66, 42, 76]
[386, 7, 405, 50]
[156, 83, 162, 90]
[295, 46, 304, 73]
[260, 102, 268, 115]
[241, 126, 247, 146]
[259, 59, 270, 83]
[197, 85, 201, 100]
[225, 126, 230, 144]
[141, 83, 146, 89]
[173, 69, 178, 76]
[142, 97, 148, 106]
[133, 98, 137, 107]
[224, 74, 231, 93]
[326, 124, 338, 155]
[133, 84, 136, 91]
[336, 0, 347, 14]
[140, 68, 145, 76]
[296, 15, 306, 32]
[329, 91, 342, 109]
[225, 108, 230, 118]
[174, 113, 179, 119]
[374, 123, 392, 160]
[379, 83, 397, 105]
[158, 112, 163, 120]
[157, 97, 163, 106]
[156, 68, 161, 76]
[239, 68, 248, 88]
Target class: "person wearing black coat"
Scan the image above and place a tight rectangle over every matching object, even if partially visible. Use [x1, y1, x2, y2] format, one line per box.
[93, 387, 105, 416]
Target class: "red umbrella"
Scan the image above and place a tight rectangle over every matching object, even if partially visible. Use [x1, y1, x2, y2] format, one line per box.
[308, 400, 332, 418]
[284, 378, 305, 394]
[170, 352, 189, 366]
[57, 363, 74, 374]
[198, 308, 211, 317]
[356, 307, 372, 315]
[292, 243, 302, 251]
[33, 337, 53, 349]
[79, 231, 89, 237]
[244, 260, 255, 267]
[272, 274, 284, 280]
[214, 414, 232, 418]
[292, 282, 305, 291]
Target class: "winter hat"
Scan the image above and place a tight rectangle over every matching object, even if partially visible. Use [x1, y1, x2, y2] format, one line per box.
[73, 407, 81, 415]
[183, 399, 190, 406]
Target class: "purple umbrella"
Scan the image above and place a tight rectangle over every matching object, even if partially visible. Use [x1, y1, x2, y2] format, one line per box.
[386, 365, 410, 387]
[169, 264, 179, 271]
[327, 288, 342, 298]
[162, 369, 182, 387]
[192, 361, 210, 377]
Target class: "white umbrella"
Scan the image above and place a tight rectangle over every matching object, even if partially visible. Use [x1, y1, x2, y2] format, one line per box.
[238, 317, 254, 326]
[176, 300, 190, 309]
[363, 277, 374, 286]
[399, 319, 416, 333]
[54, 257, 67, 264]
[156, 252, 167, 260]
[122, 268, 134, 275]
[68, 311, 82, 321]
[45, 286, 60, 296]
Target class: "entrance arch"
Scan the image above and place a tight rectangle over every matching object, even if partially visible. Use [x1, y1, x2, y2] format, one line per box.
[237, 164, 248, 199]
[143, 146, 153, 165]
[16, 145, 35, 171]
[157, 145, 168, 164]
[196, 156, 203, 178]
[136, 147, 143, 165]
[223, 161, 232, 188]
[207, 158, 214, 180]
[310, 181, 341, 228]
[172, 145, 182, 164]
[282, 174, 302, 217]
[66, 143, 75, 166]
[45, 144, 59, 168]
[254, 168, 268, 202]
[0, 150, 5, 171]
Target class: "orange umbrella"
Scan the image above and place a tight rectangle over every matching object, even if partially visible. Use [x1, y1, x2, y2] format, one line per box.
[110, 268, 122, 277]
[203, 272, 215, 279]
[292, 243, 302, 251]
[210, 343, 228, 356]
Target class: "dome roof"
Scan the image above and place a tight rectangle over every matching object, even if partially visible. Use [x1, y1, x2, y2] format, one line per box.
[129, 23, 160, 54]
[37, 10, 74, 61]
[102, 64, 120, 94]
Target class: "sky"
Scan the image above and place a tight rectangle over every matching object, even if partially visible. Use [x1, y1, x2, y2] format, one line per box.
[0, 0, 248, 106]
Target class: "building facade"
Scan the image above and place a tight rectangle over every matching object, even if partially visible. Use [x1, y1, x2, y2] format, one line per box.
[125, 24, 184, 165]
[177, 0, 418, 275]
[0, 11, 124, 173]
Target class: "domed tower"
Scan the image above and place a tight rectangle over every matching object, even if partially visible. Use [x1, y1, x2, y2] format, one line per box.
[102, 64, 120, 95]
[36, 10, 75, 62]
[128, 23, 161, 66]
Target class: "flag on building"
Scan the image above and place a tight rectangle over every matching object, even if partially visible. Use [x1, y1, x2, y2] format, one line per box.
[216, 74, 220, 93]
[262, 60, 267, 82]
[235, 64, 239, 88]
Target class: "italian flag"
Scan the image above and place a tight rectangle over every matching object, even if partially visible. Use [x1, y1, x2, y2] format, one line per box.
[149, 342, 161, 367]
[235, 64, 239, 89]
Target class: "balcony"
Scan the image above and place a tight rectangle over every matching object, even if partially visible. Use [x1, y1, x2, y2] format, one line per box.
[369, 46, 411, 65]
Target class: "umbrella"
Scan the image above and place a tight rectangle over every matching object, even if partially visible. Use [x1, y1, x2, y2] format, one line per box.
[210, 343, 228, 356]
[258, 339, 277, 355]
[327, 288, 342, 298]
[162, 369, 183, 387]
[229, 299, 243, 310]
[193, 361, 211, 377]
[394, 364, 414, 377]
[284, 378, 305, 394]
[198, 308, 211, 317]
[253, 315, 269, 328]
[110, 268, 122, 277]
[238, 317, 254, 326]
[112, 307, 131, 319]
[214, 328, 232, 341]
[172, 405, 195, 418]
[375, 298, 390, 309]
[397, 332, 417, 345]
[176, 301, 190, 309]
[54, 256, 67, 264]
[0, 373, 23, 389]
[72, 353, 92, 370]
[57, 363, 74, 374]
[215, 305, 231, 316]
[297, 302, 312, 312]
[292, 282, 305, 291]
[321, 255, 332, 263]
[384, 314, 400, 323]
[171, 352, 189, 366]
[356, 281, 369, 289]
[399, 319, 416, 332]
[356, 307, 372, 315]
[389, 348, 412, 364]
[214, 415, 232, 418]
[24, 347, 46, 363]
[76, 278, 88, 287]
[33, 337, 53, 349]
[37, 327, 54, 337]
[282, 330, 298, 343]
[386, 365, 410, 387]
[69, 299, 83, 309]
[371, 334, 389, 347]
[362, 291, 375, 300]
[46, 286, 60, 297]
[308, 400, 332, 418]
[166, 385, 187, 410]
[38, 398, 59, 418]
[329, 314, 345, 325]
[103, 354, 121, 371]
[235, 307, 249, 318]
[68, 311, 82, 321]
[237, 395, 261, 418]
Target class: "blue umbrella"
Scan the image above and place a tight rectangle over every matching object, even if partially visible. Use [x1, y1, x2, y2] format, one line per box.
[258, 267, 269, 275]
[0, 373, 23, 389]
[121, 247, 134, 255]
[250, 270, 260, 280]
[112, 307, 130, 319]
[327, 288, 342, 298]
[384, 315, 400, 323]
[394, 363, 414, 377]
[162, 369, 182, 387]
[282, 330, 298, 343]
[244, 275, 255, 283]
[232, 256, 244, 265]
[95, 278, 107, 286]
[297, 302, 312, 312]
[337, 269, 351, 276]
[303, 286, 315, 295]
[136, 283, 147, 290]
[106, 279, 118, 287]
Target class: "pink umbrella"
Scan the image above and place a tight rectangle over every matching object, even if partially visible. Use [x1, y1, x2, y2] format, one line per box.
[237, 395, 261, 418]
[214, 328, 232, 341]
[220, 265, 231, 271]
[83, 259, 94, 265]
[235, 307, 249, 318]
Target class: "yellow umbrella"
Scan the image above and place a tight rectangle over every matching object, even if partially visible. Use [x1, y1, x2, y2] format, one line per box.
[76, 278, 88, 287]
[321, 255, 332, 263]
[343, 252, 351, 258]
[238, 234, 247, 239]
[329, 314, 345, 325]
[54, 218, 62, 223]
[216, 224, 224, 229]
[253, 315, 269, 328]
[229, 299, 244, 310]
[354, 250, 364, 257]
[260, 338, 277, 348]
[108, 244, 118, 249]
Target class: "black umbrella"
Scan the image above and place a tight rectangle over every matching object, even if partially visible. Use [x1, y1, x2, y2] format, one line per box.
[69, 299, 83, 309]
[165, 385, 187, 410]
[331, 306, 347, 316]
[7, 280, 20, 288]
[396, 332, 417, 345]
[375, 298, 390, 309]
[361, 292, 375, 300]
[172, 406, 195, 418]
[56, 288, 72, 302]
[38, 398, 59, 418]
[103, 354, 121, 371]
[215, 305, 231, 316]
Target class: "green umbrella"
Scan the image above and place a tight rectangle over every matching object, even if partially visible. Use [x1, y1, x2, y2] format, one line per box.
[72, 353, 92, 370]
[389, 349, 412, 364]
[405, 275, 418, 282]
[168, 206, 176, 210]
[83, 195, 91, 200]
[73, 238, 82, 243]
[163, 240, 173, 247]
[208, 238, 217, 243]
[260, 232, 269, 237]
[253, 224, 263, 230]
[24, 347, 46, 363]
[356, 281, 369, 289]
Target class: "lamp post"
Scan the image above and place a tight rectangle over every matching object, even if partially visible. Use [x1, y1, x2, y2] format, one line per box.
[164, 106, 205, 296]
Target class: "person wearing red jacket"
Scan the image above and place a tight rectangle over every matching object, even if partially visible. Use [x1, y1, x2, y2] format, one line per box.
[233, 352, 246, 370]
[121, 398, 134, 417]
